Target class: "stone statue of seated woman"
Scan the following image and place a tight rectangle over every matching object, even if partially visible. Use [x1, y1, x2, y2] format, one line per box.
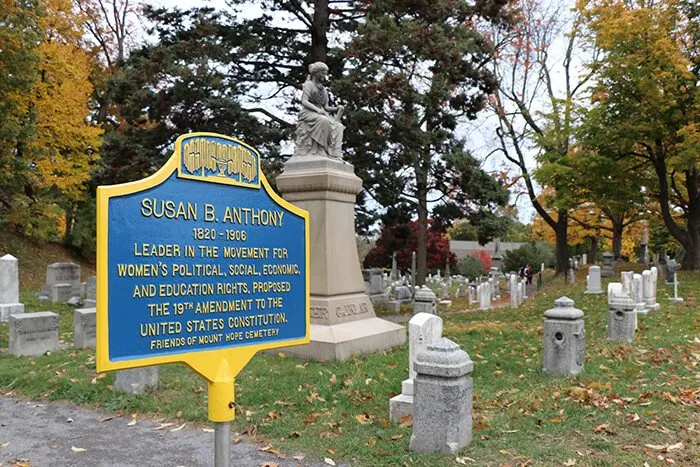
[294, 62, 345, 160]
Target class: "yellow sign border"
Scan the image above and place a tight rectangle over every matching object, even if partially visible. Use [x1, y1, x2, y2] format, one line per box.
[96, 132, 310, 394]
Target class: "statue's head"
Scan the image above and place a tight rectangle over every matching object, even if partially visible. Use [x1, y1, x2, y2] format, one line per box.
[309, 62, 329, 80]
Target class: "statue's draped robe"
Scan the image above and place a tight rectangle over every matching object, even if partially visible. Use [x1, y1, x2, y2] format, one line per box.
[297, 79, 344, 158]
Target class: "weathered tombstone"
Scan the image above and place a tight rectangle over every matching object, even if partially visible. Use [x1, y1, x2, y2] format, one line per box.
[389, 313, 443, 423]
[651, 266, 659, 299]
[582, 253, 587, 265]
[601, 252, 615, 278]
[607, 292, 636, 343]
[74, 308, 96, 349]
[39, 262, 82, 302]
[607, 282, 623, 306]
[409, 338, 473, 454]
[468, 286, 476, 305]
[632, 274, 647, 314]
[83, 275, 96, 308]
[491, 253, 503, 279]
[390, 252, 398, 281]
[509, 274, 518, 308]
[585, 266, 603, 294]
[9, 312, 59, 356]
[542, 297, 585, 376]
[522, 279, 528, 299]
[517, 281, 525, 306]
[642, 270, 660, 311]
[665, 259, 676, 285]
[670, 273, 684, 304]
[413, 286, 437, 315]
[363, 268, 389, 307]
[479, 283, 490, 310]
[0, 254, 25, 321]
[114, 367, 159, 395]
[568, 268, 576, 284]
[641, 229, 649, 264]
[621, 271, 634, 296]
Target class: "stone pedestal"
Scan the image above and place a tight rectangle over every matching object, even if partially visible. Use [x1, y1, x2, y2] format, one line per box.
[409, 338, 473, 454]
[642, 270, 660, 311]
[74, 308, 96, 348]
[542, 297, 585, 376]
[275, 156, 405, 360]
[601, 252, 615, 278]
[607, 293, 636, 343]
[0, 254, 25, 321]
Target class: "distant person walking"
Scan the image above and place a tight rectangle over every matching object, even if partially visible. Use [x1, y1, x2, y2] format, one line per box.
[525, 264, 533, 285]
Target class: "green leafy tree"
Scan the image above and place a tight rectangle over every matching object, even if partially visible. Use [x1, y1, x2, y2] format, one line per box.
[338, 0, 513, 285]
[579, 0, 700, 269]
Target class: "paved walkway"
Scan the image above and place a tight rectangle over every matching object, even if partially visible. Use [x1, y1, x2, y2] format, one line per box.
[0, 396, 329, 466]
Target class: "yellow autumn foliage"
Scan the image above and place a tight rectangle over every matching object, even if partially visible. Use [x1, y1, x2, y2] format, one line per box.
[28, 0, 102, 202]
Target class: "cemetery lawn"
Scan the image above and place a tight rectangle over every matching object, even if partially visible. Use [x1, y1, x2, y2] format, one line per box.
[0, 269, 697, 466]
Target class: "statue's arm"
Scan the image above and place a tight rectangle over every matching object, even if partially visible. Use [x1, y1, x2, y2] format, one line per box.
[301, 83, 327, 115]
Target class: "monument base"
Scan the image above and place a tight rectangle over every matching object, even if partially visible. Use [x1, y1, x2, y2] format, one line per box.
[280, 318, 406, 361]
[584, 289, 603, 294]
[0, 303, 24, 322]
[669, 298, 684, 304]
[389, 393, 413, 423]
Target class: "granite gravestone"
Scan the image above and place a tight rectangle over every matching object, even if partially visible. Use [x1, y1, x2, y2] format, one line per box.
[0, 254, 25, 321]
[607, 293, 636, 343]
[114, 367, 159, 395]
[542, 297, 585, 376]
[84, 275, 96, 308]
[409, 338, 473, 454]
[601, 252, 615, 278]
[9, 312, 59, 356]
[38, 262, 81, 303]
[74, 308, 96, 348]
[585, 266, 603, 294]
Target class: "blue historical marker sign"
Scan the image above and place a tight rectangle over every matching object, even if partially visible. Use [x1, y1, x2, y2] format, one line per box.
[96, 133, 309, 370]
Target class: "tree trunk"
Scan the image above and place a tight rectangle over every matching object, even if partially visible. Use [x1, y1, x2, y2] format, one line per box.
[555, 209, 569, 274]
[611, 221, 623, 260]
[681, 204, 700, 269]
[310, 0, 328, 63]
[590, 235, 599, 264]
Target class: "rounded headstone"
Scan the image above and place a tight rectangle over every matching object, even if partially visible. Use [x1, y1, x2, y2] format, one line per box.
[413, 338, 473, 377]
[544, 296, 583, 320]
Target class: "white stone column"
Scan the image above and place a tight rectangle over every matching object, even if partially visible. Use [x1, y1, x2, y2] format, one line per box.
[0, 254, 25, 321]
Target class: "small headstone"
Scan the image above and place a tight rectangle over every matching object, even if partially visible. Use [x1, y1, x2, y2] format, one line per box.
[582, 253, 587, 265]
[479, 283, 490, 310]
[568, 268, 576, 284]
[621, 271, 634, 296]
[509, 274, 518, 309]
[584, 266, 603, 294]
[364, 268, 388, 306]
[642, 270, 660, 311]
[390, 252, 398, 281]
[84, 275, 96, 307]
[413, 286, 437, 315]
[39, 262, 82, 302]
[517, 281, 525, 305]
[542, 297, 585, 376]
[51, 283, 72, 303]
[9, 312, 60, 356]
[632, 273, 647, 314]
[601, 252, 615, 278]
[0, 254, 25, 321]
[74, 308, 96, 348]
[114, 367, 159, 395]
[389, 313, 443, 423]
[665, 259, 676, 285]
[607, 292, 636, 343]
[409, 338, 473, 454]
[387, 301, 402, 313]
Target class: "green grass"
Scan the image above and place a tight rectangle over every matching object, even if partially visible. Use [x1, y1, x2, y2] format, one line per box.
[1, 268, 698, 466]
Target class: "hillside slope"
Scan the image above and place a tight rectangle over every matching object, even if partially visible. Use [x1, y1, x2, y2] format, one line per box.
[0, 231, 96, 290]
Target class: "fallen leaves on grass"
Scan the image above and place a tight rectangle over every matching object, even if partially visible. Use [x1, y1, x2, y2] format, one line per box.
[455, 456, 477, 464]
[354, 413, 373, 424]
[592, 424, 616, 435]
[398, 414, 412, 428]
[644, 442, 684, 453]
[391, 434, 403, 440]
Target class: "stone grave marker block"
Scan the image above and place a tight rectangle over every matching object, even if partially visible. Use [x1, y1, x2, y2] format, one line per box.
[114, 367, 160, 394]
[74, 308, 96, 349]
[9, 312, 60, 356]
